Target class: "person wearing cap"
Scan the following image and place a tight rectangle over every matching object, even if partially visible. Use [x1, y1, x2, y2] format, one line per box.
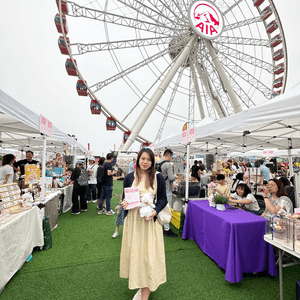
[86, 156, 97, 203]
[70, 160, 88, 214]
[229, 182, 261, 215]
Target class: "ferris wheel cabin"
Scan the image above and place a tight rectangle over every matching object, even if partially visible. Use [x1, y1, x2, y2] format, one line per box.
[65, 59, 77, 76]
[141, 142, 151, 149]
[267, 20, 278, 34]
[106, 117, 116, 131]
[270, 35, 282, 48]
[76, 80, 88, 96]
[123, 131, 131, 144]
[253, 0, 264, 7]
[58, 36, 70, 55]
[273, 49, 284, 61]
[56, 0, 69, 14]
[261, 6, 273, 20]
[274, 63, 284, 75]
[55, 14, 68, 34]
[273, 77, 284, 89]
[271, 91, 281, 99]
[90, 100, 101, 115]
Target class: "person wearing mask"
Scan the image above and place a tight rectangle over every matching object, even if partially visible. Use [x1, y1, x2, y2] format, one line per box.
[120, 148, 167, 300]
[229, 182, 260, 215]
[0, 154, 15, 184]
[261, 178, 293, 219]
[70, 160, 88, 214]
[98, 153, 117, 215]
[13, 150, 39, 176]
[86, 157, 97, 203]
[160, 149, 179, 237]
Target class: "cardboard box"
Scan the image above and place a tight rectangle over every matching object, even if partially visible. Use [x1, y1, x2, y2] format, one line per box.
[171, 208, 181, 229]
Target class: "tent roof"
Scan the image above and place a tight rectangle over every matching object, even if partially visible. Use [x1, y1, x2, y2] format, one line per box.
[0, 89, 87, 155]
[154, 82, 300, 155]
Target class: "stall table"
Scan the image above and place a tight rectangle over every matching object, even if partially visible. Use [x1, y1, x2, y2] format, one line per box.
[264, 234, 300, 300]
[182, 200, 277, 282]
[44, 191, 61, 231]
[0, 207, 44, 290]
[61, 185, 73, 213]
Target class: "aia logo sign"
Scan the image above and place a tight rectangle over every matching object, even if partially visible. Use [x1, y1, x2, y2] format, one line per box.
[189, 0, 224, 40]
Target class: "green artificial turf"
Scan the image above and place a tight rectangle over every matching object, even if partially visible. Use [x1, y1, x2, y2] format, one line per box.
[1, 181, 300, 299]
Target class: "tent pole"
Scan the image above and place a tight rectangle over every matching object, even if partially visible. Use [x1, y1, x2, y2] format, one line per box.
[185, 142, 190, 201]
[288, 148, 293, 178]
[41, 134, 46, 203]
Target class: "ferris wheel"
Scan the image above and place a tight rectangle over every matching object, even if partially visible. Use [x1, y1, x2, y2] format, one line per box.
[55, 0, 287, 151]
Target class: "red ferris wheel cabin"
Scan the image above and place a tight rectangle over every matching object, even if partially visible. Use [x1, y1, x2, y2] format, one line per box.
[58, 36, 70, 55]
[252, 0, 264, 7]
[65, 59, 77, 76]
[266, 20, 278, 34]
[123, 131, 131, 144]
[76, 80, 88, 96]
[141, 142, 151, 148]
[90, 100, 101, 114]
[56, 0, 69, 14]
[55, 14, 68, 34]
[106, 117, 116, 130]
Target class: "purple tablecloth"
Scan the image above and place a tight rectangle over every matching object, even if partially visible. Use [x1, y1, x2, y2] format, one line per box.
[182, 200, 277, 283]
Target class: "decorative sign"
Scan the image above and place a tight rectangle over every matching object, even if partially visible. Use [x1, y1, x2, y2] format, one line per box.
[189, 0, 224, 40]
[182, 122, 187, 132]
[188, 127, 196, 143]
[124, 187, 140, 210]
[39, 115, 53, 137]
[262, 150, 275, 157]
[182, 130, 187, 145]
[25, 164, 40, 184]
[227, 153, 231, 157]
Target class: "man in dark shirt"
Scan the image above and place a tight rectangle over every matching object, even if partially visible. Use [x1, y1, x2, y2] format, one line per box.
[13, 150, 39, 176]
[191, 160, 200, 181]
[198, 160, 206, 172]
[70, 160, 88, 214]
[98, 153, 117, 215]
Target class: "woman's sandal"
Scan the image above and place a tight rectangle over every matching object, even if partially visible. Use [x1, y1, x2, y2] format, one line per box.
[132, 289, 141, 300]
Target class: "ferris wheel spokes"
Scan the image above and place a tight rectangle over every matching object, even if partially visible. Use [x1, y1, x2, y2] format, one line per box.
[122, 34, 197, 151]
[205, 40, 242, 113]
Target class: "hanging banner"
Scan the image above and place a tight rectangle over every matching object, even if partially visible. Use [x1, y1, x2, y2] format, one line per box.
[182, 130, 187, 145]
[188, 127, 196, 143]
[262, 150, 275, 157]
[25, 164, 40, 184]
[40, 115, 53, 137]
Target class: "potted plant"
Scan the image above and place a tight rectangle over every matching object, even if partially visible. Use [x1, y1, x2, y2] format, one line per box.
[214, 195, 228, 211]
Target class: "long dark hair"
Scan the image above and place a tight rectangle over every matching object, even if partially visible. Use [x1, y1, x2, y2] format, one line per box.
[3, 154, 15, 166]
[98, 157, 105, 166]
[269, 178, 288, 197]
[135, 148, 155, 189]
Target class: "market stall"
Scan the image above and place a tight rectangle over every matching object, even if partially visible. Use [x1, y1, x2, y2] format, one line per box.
[183, 200, 277, 283]
[0, 206, 44, 290]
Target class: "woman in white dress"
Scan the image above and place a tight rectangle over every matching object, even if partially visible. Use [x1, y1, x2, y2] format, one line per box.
[120, 148, 167, 300]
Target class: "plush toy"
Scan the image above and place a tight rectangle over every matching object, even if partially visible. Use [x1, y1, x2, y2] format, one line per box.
[138, 193, 155, 218]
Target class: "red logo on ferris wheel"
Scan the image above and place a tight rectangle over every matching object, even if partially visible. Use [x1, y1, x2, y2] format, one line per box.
[189, 1, 224, 39]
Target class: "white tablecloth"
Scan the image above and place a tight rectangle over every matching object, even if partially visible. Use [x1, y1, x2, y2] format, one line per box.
[0, 206, 44, 289]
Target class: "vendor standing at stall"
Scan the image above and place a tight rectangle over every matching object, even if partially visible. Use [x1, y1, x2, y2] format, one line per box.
[13, 150, 39, 176]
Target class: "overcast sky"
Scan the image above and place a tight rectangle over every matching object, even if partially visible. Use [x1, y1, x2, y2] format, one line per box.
[0, 1, 299, 157]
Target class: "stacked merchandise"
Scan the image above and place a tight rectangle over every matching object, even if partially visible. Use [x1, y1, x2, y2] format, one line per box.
[0, 183, 32, 227]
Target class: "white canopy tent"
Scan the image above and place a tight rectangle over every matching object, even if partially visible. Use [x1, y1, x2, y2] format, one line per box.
[155, 82, 300, 156]
[0, 89, 87, 156]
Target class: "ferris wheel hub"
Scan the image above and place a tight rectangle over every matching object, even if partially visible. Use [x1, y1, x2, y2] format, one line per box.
[188, 0, 224, 40]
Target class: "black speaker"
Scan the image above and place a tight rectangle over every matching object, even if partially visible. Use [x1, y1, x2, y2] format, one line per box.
[63, 155, 74, 165]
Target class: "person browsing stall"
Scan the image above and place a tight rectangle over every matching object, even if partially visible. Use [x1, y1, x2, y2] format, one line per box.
[229, 182, 261, 215]
[261, 178, 293, 219]
[13, 150, 39, 176]
[120, 148, 167, 300]
[0, 154, 15, 185]
[159, 149, 179, 237]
